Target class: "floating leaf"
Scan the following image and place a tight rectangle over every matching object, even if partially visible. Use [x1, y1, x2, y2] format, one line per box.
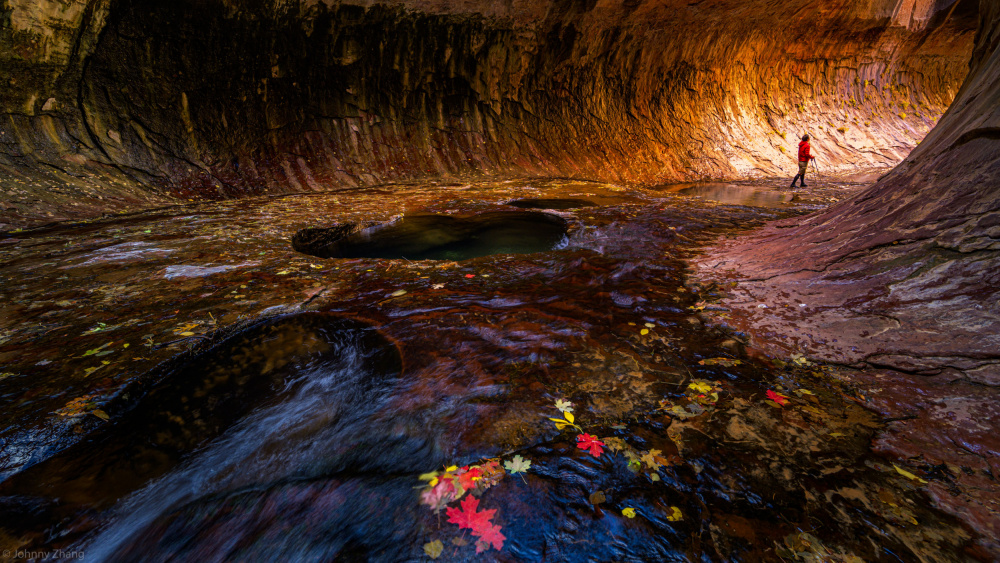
[622, 507, 637, 518]
[91, 409, 110, 421]
[650, 473, 661, 482]
[390, 289, 407, 297]
[504, 455, 531, 475]
[423, 540, 443, 559]
[589, 491, 606, 505]
[475, 523, 505, 553]
[640, 328, 649, 335]
[451, 537, 468, 547]
[465, 274, 475, 278]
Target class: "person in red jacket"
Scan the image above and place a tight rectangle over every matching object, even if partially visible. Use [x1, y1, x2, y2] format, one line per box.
[791, 134, 815, 187]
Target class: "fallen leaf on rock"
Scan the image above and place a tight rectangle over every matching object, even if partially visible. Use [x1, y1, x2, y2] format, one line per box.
[549, 411, 581, 431]
[766, 389, 789, 406]
[698, 357, 741, 367]
[504, 455, 531, 476]
[892, 463, 928, 484]
[423, 540, 443, 559]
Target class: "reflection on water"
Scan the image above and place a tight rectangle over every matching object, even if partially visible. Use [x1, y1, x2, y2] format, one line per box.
[660, 183, 793, 208]
[294, 211, 569, 261]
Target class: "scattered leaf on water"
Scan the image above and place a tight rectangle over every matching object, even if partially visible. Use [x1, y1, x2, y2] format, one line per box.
[423, 540, 443, 559]
[390, 289, 407, 297]
[451, 537, 468, 547]
[554, 399, 573, 413]
[91, 409, 110, 421]
[666, 506, 683, 521]
[640, 328, 649, 335]
[589, 491, 606, 505]
[622, 507, 637, 518]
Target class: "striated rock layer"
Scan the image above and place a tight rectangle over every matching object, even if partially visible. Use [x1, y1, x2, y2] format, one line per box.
[694, 0, 1000, 549]
[0, 0, 977, 228]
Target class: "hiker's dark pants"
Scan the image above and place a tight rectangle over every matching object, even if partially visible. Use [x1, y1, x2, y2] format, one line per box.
[791, 160, 808, 186]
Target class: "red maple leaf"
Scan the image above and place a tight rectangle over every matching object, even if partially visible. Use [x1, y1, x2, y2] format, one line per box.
[446, 496, 496, 534]
[576, 433, 605, 457]
[475, 522, 506, 553]
[457, 466, 483, 491]
[766, 389, 789, 406]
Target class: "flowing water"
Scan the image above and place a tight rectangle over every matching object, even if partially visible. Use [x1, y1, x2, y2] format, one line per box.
[0, 179, 983, 561]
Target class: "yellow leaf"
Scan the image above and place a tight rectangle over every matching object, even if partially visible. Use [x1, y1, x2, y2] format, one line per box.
[667, 506, 683, 521]
[122, 343, 129, 349]
[640, 328, 649, 335]
[277, 270, 290, 275]
[423, 540, 443, 559]
[565, 411, 575, 424]
[92, 409, 109, 421]
[622, 507, 637, 518]
[445, 465, 458, 472]
[892, 464, 928, 484]
[179, 332, 195, 336]
[688, 381, 714, 394]
[418, 472, 439, 481]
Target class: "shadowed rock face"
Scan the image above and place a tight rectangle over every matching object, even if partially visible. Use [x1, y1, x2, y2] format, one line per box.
[0, 0, 978, 228]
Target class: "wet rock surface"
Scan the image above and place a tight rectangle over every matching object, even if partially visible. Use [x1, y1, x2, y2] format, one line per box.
[0, 179, 993, 561]
[0, 0, 978, 229]
[692, 1, 1000, 552]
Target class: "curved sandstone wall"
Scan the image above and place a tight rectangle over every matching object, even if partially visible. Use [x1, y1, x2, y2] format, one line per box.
[0, 0, 978, 228]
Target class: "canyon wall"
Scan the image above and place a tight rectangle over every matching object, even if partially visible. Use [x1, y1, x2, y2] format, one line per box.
[0, 0, 978, 229]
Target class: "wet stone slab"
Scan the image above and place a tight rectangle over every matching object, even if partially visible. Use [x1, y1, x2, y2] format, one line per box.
[0, 177, 989, 560]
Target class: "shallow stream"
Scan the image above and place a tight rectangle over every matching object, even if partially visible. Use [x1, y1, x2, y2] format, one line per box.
[0, 179, 980, 561]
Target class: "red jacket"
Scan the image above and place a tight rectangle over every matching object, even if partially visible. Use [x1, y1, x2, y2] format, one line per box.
[798, 141, 812, 162]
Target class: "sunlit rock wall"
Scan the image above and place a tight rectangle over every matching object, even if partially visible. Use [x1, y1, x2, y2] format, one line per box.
[0, 0, 978, 228]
